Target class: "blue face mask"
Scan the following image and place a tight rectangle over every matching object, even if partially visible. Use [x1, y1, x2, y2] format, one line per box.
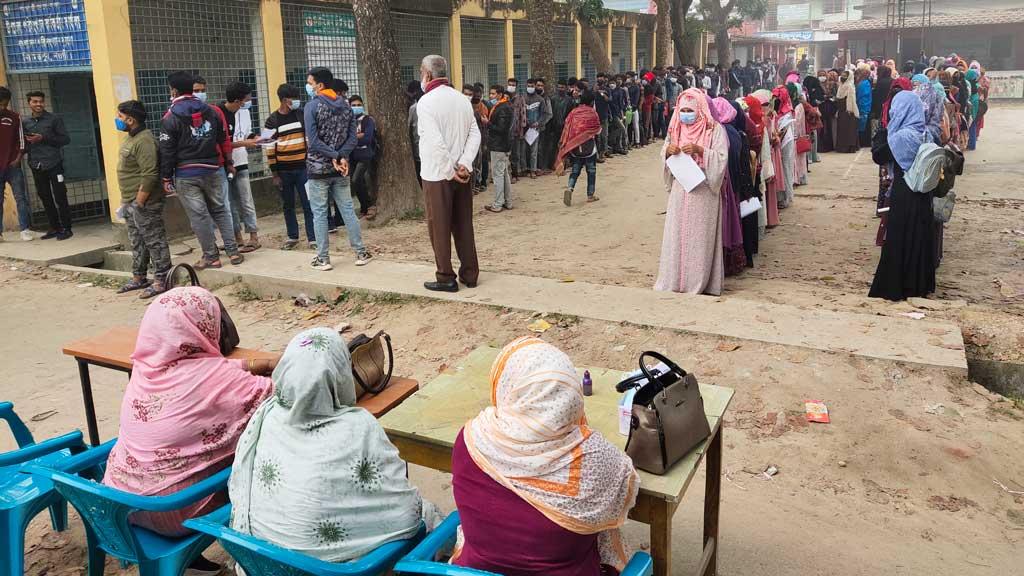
[352, 106, 365, 116]
[114, 118, 128, 132]
[306, 84, 316, 98]
[194, 91, 208, 103]
[288, 99, 301, 111]
[488, 98, 498, 106]
[241, 100, 252, 110]
[679, 112, 698, 125]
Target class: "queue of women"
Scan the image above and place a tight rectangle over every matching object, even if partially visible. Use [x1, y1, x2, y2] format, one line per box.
[656, 54, 987, 302]
[103, 286, 638, 575]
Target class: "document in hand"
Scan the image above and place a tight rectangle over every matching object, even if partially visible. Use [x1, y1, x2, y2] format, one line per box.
[665, 152, 706, 193]
[525, 127, 540, 146]
[258, 128, 278, 147]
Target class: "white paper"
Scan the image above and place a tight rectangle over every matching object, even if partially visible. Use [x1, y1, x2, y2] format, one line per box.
[525, 127, 540, 146]
[665, 152, 706, 193]
[739, 197, 762, 218]
[258, 128, 278, 148]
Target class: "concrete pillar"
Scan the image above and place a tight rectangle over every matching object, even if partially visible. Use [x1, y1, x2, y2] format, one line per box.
[450, 10, 464, 88]
[505, 19, 514, 80]
[84, 0, 137, 222]
[575, 21, 583, 77]
[651, 31, 657, 69]
[260, 0, 286, 93]
[631, 26, 637, 71]
[606, 22, 613, 70]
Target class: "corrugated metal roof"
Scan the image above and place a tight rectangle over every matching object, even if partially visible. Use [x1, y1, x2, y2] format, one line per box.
[829, 9, 1024, 32]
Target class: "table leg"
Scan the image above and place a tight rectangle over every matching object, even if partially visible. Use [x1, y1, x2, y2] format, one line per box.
[76, 360, 101, 446]
[702, 427, 723, 576]
[650, 498, 675, 576]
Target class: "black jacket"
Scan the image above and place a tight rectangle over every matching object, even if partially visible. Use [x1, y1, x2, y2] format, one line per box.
[23, 111, 70, 171]
[159, 96, 230, 180]
[487, 101, 514, 153]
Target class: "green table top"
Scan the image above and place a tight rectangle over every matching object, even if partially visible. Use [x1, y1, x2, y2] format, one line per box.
[381, 346, 735, 503]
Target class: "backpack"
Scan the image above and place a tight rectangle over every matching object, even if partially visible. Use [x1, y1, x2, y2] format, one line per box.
[359, 116, 381, 156]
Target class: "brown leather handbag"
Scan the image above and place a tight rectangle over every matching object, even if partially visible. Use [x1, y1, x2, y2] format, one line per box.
[165, 263, 240, 355]
[347, 331, 393, 397]
[621, 352, 711, 475]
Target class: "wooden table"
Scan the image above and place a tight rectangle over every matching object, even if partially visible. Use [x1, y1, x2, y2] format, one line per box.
[379, 346, 734, 576]
[63, 326, 420, 446]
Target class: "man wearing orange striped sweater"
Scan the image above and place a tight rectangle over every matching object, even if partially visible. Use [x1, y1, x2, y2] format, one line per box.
[265, 83, 315, 250]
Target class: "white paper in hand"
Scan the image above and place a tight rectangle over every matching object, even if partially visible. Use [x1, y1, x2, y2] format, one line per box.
[525, 127, 540, 146]
[258, 128, 277, 147]
[665, 152, 706, 193]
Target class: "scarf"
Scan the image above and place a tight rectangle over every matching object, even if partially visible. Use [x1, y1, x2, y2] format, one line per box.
[913, 75, 944, 143]
[751, 89, 772, 104]
[423, 77, 449, 95]
[887, 91, 928, 171]
[711, 97, 737, 124]
[882, 77, 912, 128]
[965, 69, 981, 118]
[230, 328, 433, 562]
[803, 75, 825, 105]
[556, 104, 602, 166]
[103, 287, 273, 495]
[670, 88, 717, 168]
[463, 337, 639, 569]
[743, 95, 765, 138]
[772, 86, 793, 114]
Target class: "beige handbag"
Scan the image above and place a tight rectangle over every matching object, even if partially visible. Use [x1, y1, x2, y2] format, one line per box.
[620, 352, 711, 475]
[347, 331, 393, 398]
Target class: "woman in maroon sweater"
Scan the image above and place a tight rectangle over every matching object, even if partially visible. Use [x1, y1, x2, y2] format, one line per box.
[452, 337, 639, 576]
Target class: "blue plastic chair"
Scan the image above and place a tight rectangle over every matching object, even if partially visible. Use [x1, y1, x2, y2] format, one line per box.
[185, 504, 426, 575]
[0, 401, 86, 576]
[27, 439, 228, 576]
[393, 512, 654, 576]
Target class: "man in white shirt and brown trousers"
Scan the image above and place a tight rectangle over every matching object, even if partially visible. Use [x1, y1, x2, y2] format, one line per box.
[417, 55, 482, 293]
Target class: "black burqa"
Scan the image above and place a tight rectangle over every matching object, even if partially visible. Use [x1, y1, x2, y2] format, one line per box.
[871, 67, 893, 120]
[727, 101, 760, 267]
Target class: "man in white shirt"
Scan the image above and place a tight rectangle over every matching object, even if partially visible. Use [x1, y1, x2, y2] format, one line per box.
[217, 82, 262, 252]
[416, 54, 482, 293]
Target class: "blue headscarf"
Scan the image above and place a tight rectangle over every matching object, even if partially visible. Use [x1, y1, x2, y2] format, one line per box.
[886, 91, 927, 171]
[913, 75, 945, 144]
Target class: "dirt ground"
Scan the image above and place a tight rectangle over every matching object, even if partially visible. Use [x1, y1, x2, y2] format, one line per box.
[3, 265, 1024, 576]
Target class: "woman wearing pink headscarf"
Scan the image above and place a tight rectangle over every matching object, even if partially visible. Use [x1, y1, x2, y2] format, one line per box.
[771, 85, 797, 208]
[104, 287, 275, 542]
[655, 88, 728, 295]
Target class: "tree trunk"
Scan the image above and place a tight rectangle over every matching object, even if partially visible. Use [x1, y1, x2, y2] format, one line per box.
[669, 0, 692, 66]
[352, 0, 421, 224]
[654, 0, 672, 67]
[715, 27, 731, 69]
[526, 0, 555, 82]
[581, 25, 613, 74]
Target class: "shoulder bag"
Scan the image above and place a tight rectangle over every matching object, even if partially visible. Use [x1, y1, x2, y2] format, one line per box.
[165, 263, 240, 355]
[348, 331, 393, 397]
[618, 352, 711, 475]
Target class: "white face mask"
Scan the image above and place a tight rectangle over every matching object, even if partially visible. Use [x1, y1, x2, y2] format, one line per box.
[507, 85, 517, 94]
[609, 83, 617, 89]
[526, 87, 535, 94]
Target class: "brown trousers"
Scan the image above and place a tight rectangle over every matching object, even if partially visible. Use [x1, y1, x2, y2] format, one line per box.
[423, 178, 479, 284]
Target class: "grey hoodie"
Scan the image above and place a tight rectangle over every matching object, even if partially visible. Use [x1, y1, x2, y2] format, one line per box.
[303, 92, 357, 179]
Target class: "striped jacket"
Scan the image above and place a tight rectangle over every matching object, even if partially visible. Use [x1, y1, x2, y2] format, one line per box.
[264, 109, 306, 172]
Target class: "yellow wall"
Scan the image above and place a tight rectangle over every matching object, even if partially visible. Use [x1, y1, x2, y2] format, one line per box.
[261, 0, 286, 95]
[450, 9, 464, 87]
[504, 19, 514, 80]
[84, 0, 137, 221]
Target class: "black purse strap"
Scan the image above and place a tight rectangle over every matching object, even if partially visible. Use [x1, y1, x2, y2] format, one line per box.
[165, 263, 201, 287]
[639, 351, 687, 384]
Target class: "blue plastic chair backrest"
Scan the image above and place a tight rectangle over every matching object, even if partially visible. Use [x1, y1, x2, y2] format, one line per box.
[223, 543, 313, 576]
[49, 470, 142, 561]
[0, 401, 35, 448]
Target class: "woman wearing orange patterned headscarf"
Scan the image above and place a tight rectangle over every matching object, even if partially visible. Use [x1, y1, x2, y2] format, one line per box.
[453, 337, 639, 575]
[654, 87, 729, 295]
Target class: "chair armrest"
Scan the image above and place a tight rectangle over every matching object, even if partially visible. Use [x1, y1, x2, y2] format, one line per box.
[621, 552, 654, 576]
[0, 430, 84, 467]
[129, 466, 231, 512]
[51, 439, 117, 476]
[0, 402, 35, 448]
[400, 511, 460, 562]
[186, 503, 232, 530]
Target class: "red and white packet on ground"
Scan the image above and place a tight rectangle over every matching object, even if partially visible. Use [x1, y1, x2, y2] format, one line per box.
[804, 400, 830, 423]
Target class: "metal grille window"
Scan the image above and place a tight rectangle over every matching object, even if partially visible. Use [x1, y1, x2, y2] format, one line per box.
[129, 0, 271, 176]
[4, 72, 107, 224]
[636, 31, 652, 70]
[612, 28, 630, 73]
[460, 17, 505, 89]
[512, 20, 530, 88]
[553, 24, 573, 82]
[393, 12, 449, 86]
[582, 46, 596, 81]
[282, 1, 361, 105]
[823, 0, 845, 15]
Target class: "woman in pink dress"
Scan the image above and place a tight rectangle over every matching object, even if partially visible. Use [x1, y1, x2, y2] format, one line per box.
[752, 89, 782, 227]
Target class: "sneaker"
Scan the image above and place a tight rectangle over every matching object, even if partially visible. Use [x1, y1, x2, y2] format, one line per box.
[311, 257, 333, 271]
[355, 251, 373, 266]
[328, 227, 338, 234]
[20, 230, 33, 241]
[282, 238, 299, 250]
[308, 242, 317, 250]
[563, 187, 573, 207]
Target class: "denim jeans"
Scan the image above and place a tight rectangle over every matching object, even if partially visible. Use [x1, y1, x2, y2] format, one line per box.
[489, 151, 512, 209]
[568, 155, 597, 197]
[968, 118, 978, 150]
[222, 168, 257, 235]
[177, 171, 238, 261]
[277, 169, 314, 241]
[306, 176, 365, 263]
[528, 137, 540, 172]
[0, 165, 31, 231]
[598, 119, 609, 156]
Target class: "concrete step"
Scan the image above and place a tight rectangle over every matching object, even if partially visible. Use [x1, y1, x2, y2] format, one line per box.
[95, 249, 967, 372]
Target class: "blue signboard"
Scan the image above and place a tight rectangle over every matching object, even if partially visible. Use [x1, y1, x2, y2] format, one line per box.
[2, 0, 91, 72]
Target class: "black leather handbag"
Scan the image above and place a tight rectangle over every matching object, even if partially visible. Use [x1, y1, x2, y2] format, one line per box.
[617, 352, 711, 475]
[165, 263, 240, 355]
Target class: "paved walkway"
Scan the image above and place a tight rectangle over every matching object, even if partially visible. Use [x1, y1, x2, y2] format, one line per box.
[0, 222, 118, 266]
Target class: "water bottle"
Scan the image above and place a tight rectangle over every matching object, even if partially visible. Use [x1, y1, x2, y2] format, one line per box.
[582, 370, 593, 397]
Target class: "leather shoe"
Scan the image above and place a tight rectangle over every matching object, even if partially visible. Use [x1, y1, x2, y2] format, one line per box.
[424, 281, 459, 293]
[460, 279, 478, 288]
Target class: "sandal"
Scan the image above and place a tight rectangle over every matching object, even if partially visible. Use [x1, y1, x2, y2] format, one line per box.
[229, 253, 245, 266]
[365, 206, 378, 221]
[139, 281, 168, 300]
[238, 244, 257, 253]
[117, 278, 151, 294]
[194, 259, 222, 270]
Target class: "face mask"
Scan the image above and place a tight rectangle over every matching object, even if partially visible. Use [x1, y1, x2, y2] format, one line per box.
[488, 98, 498, 106]
[289, 99, 301, 111]
[352, 105, 365, 116]
[306, 84, 316, 98]
[669, 77, 676, 83]
[507, 85, 516, 94]
[195, 91, 207, 103]
[679, 111, 697, 125]
[536, 88, 544, 95]
[526, 87, 535, 94]
[642, 80, 649, 86]
[241, 100, 252, 110]
[114, 118, 128, 132]
[609, 83, 617, 89]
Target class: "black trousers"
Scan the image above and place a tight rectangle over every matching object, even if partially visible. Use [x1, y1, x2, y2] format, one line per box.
[32, 164, 71, 232]
[351, 158, 375, 214]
